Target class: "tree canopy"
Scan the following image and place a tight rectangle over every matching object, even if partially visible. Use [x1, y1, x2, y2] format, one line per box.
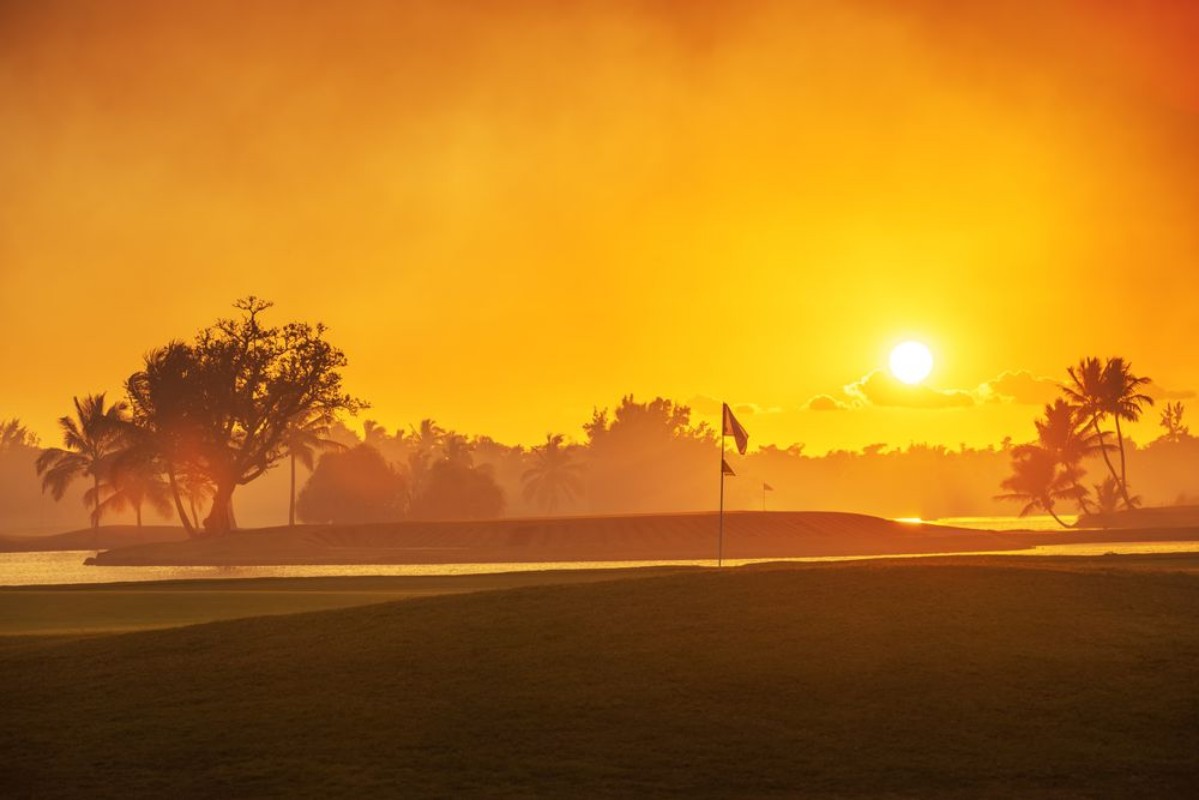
[125, 297, 363, 535]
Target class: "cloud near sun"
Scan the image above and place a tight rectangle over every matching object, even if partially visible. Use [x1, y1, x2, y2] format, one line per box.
[808, 370, 1063, 412]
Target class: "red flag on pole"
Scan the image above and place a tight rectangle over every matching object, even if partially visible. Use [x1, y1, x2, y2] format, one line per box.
[722, 403, 749, 455]
[722, 459, 736, 476]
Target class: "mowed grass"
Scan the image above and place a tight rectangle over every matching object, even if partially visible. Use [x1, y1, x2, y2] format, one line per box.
[3, 559, 1199, 798]
[0, 568, 692, 636]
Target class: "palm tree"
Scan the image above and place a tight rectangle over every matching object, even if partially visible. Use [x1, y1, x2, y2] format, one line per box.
[522, 434, 584, 514]
[1062, 357, 1122, 491]
[35, 394, 128, 534]
[1092, 476, 1129, 515]
[282, 412, 344, 526]
[1101, 357, 1153, 505]
[88, 452, 173, 527]
[995, 445, 1083, 528]
[1159, 401, 1189, 442]
[1062, 357, 1152, 509]
[1, 419, 38, 451]
[175, 464, 214, 530]
[406, 419, 446, 495]
[125, 342, 210, 537]
[1031, 399, 1105, 514]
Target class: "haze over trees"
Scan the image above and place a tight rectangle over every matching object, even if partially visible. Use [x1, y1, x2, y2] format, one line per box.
[297, 445, 406, 524]
[521, 434, 583, 513]
[15, 332, 1199, 534]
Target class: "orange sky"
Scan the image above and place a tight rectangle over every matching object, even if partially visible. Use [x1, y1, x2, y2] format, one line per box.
[2, 0, 1197, 454]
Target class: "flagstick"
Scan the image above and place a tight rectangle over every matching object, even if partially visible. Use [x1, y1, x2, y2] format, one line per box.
[718, 426, 725, 568]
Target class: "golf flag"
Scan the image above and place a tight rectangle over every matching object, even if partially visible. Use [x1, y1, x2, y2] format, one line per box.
[763, 482, 774, 491]
[722, 403, 749, 455]
[722, 459, 736, 476]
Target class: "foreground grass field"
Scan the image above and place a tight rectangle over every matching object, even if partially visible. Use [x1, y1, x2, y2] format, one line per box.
[4, 556, 1199, 797]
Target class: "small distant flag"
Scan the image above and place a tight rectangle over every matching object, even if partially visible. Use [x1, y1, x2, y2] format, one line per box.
[722, 403, 749, 455]
[763, 482, 774, 492]
[722, 458, 736, 477]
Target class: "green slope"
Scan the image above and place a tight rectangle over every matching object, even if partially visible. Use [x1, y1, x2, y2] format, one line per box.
[3, 560, 1199, 798]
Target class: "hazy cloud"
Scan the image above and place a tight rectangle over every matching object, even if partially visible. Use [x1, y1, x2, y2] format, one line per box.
[807, 394, 852, 412]
[844, 371, 976, 409]
[976, 370, 1061, 405]
[689, 396, 783, 416]
[1146, 382, 1196, 401]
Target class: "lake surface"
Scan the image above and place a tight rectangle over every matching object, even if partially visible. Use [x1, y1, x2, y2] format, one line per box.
[5, 540, 1199, 587]
[928, 514, 1079, 531]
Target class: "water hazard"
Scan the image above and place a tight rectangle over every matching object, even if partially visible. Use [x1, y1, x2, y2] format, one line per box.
[4, 540, 1199, 587]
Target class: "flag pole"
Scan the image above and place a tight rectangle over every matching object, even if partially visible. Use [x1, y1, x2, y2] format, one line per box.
[718, 424, 726, 568]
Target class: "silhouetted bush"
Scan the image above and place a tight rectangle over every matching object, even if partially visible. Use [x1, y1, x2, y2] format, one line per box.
[297, 445, 406, 524]
[409, 460, 505, 520]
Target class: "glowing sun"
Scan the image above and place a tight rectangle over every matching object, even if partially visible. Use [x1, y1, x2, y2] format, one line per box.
[889, 341, 933, 385]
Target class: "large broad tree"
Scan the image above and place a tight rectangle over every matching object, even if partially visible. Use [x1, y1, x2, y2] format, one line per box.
[126, 297, 363, 536]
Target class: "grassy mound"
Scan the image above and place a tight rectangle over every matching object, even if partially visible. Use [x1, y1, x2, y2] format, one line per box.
[3, 559, 1199, 797]
[90, 511, 1015, 566]
[0, 525, 187, 553]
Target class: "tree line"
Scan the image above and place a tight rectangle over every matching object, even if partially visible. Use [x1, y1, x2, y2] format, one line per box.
[9, 302, 1197, 533]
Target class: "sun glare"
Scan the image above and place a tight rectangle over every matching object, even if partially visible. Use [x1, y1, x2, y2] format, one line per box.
[889, 341, 933, 385]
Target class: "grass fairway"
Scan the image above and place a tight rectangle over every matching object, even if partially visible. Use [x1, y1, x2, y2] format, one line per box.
[3, 557, 1199, 797]
[0, 568, 691, 636]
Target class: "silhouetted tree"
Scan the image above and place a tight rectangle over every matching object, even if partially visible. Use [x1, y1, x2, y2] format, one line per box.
[1030, 399, 1104, 514]
[1, 419, 38, 451]
[125, 298, 363, 535]
[521, 433, 583, 513]
[1062, 357, 1152, 510]
[283, 411, 344, 526]
[90, 451, 173, 527]
[996, 446, 1082, 528]
[175, 463, 214, 530]
[408, 438, 504, 520]
[1159, 402, 1189, 443]
[35, 394, 128, 532]
[410, 460, 504, 520]
[297, 445, 406, 524]
[1092, 476, 1126, 515]
[123, 342, 207, 536]
[1102, 357, 1153, 505]
[406, 418, 446, 496]
[583, 395, 715, 513]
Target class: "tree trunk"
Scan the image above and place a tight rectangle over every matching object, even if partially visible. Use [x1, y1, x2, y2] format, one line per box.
[166, 464, 197, 538]
[92, 473, 100, 531]
[203, 482, 237, 535]
[1092, 417, 1122, 488]
[1114, 416, 1134, 508]
[289, 453, 296, 526]
[189, 498, 200, 530]
[1047, 506, 1070, 528]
